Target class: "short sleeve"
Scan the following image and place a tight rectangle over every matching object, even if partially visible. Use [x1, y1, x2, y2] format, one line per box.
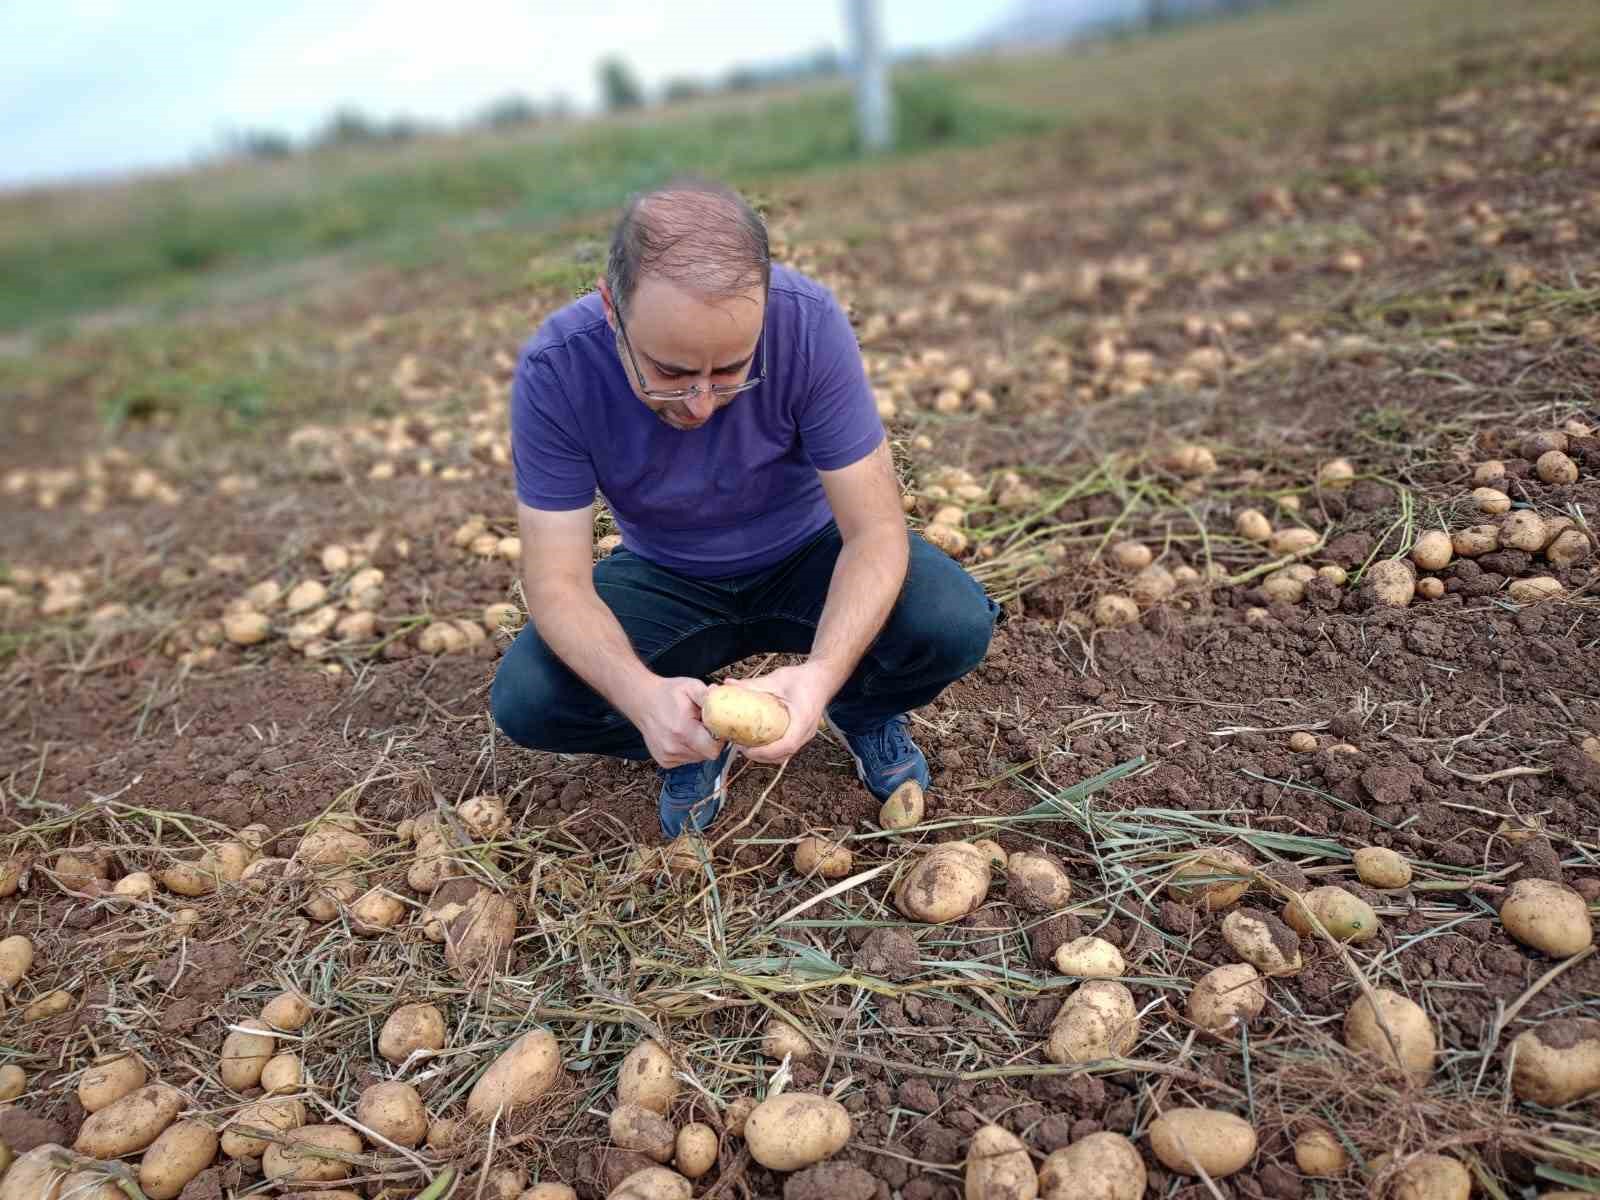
[510, 356, 598, 510]
[795, 289, 885, 472]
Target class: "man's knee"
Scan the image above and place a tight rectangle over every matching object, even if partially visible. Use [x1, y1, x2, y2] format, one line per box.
[888, 548, 999, 679]
[490, 633, 566, 750]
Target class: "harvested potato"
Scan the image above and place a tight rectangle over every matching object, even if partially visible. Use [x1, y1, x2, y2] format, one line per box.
[0, 1064, 24, 1101]
[295, 824, 371, 867]
[1284, 886, 1379, 943]
[1171, 445, 1218, 476]
[523, 1187, 580, 1200]
[0, 1144, 70, 1200]
[1186, 963, 1267, 1031]
[1410, 531, 1452, 571]
[1501, 510, 1549, 552]
[1499, 878, 1593, 956]
[75, 1083, 184, 1157]
[0, 933, 33, 987]
[965, 1123, 1037, 1200]
[262, 991, 312, 1032]
[1509, 1018, 1600, 1107]
[1046, 980, 1139, 1064]
[285, 580, 327, 613]
[762, 1018, 816, 1062]
[417, 621, 468, 654]
[1318, 459, 1355, 490]
[1344, 989, 1436, 1082]
[1054, 936, 1125, 979]
[1416, 577, 1444, 600]
[1453, 524, 1500, 556]
[357, 1081, 427, 1148]
[349, 886, 407, 935]
[1038, 1130, 1145, 1200]
[1131, 565, 1176, 606]
[1318, 564, 1349, 586]
[445, 889, 518, 979]
[458, 795, 509, 843]
[1147, 1108, 1256, 1177]
[263, 1124, 363, 1183]
[467, 1028, 562, 1120]
[700, 684, 789, 747]
[261, 1053, 303, 1095]
[895, 842, 992, 923]
[793, 836, 853, 879]
[1521, 431, 1570, 459]
[972, 839, 1008, 868]
[139, 1121, 218, 1200]
[674, 1124, 717, 1180]
[220, 1019, 276, 1090]
[379, 1003, 446, 1065]
[923, 523, 970, 557]
[879, 779, 925, 829]
[610, 1103, 675, 1163]
[743, 1092, 852, 1171]
[1262, 569, 1307, 604]
[1387, 1154, 1470, 1200]
[1366, 559, 1415, 607]
[1235, 510, 1272, 542]
[608, 1168, 692, 1200]
[1294, 1126, 1349, 1176]
[24, 988, 73, 1022]
[1546, 529, 1591, 568]
[483, 601, 521, 632]
[1111, 541, 1153, 571]
[617, 1038, 678, 1116]
[1221, 909, 1302, 976]
[1269, 528, 1319, 556]
[1472, 461, 1506, 486]
[223, 610, 271, 645]
[1168, 848, 1252, 911]
[1473, 487, 1512, 514]
[301, 874, 358, 922]
[1508, 576, 1563, 603]
[482, 1167, 529, 1200]
[1288, 732, 1318, 753]
[724, 1096, 757, 1138]
[1536, 451, 1579, 485]
[112, 871, 155, 899]
[1007, 851, 1073, 913]
[0, 857, 23, 897]
[1354, 847, 1412, 890]
[1093, 594, 1140, 627]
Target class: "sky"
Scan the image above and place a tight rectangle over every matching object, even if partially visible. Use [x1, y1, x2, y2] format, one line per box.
[0, 0, 1032, 189]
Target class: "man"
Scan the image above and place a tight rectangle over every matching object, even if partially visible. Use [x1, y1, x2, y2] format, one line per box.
[491, 178, 998, 837]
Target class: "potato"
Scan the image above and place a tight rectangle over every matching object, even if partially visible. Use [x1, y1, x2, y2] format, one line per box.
[895, 842, 992, 924]
[221, 1019, 276, 1090]
[1092, 594, 1140, 628]
[138, 1121, 218, 1200]
[484, 602, 521, 632]
[1521, 431, 1569, 459]
[1509, 1018, 1600, 1106]
[724, 1096, 757, 1138]
[295, 825, 371, 867]
[1453, 523, 1500, 556]
[0, 857, 23, 897]
[286, 580, 327, 612]
[1269, 527, 1319, 556]
[1354, 847, 1412, 889]
[379, 1002, 446, 1065]
[334, 610, 376, 641]
[1110, 541, 1152, 571]
[879, 779, 925, 829]
[1046, 981, 1139, 1064]
[1284, 886, 1379, 943]
[1473, 487, 1511, 514]
[1508, 576, 1563, 604]
[0, 1144, 68, 1200]
[54, 850, 110, 890]
[743, 1092, 851, 1171]
[0, 934, 33, 987]
[446, 889, 518, 979]
[467, 1027, 562, 1120]
[112, 871, 155, 899]
[301, 874, 357, 921]
[418, 621, 468, 654]
[263, 1124, 363, 1183]
[1170, 445, 1217, 477]
[973, 839, 1009, 868]
[1415, 577, 1444, 600]
[1388, 1154, 1470, 1200]
[1499, 878, 1593, 956]
[1410, 531, 1452, 571]
[224, 610, 271, 645]
[350, 886, 408, 934]
[262, 990, 313, 1032]
[793, 836, 853, 879]
[965, 1123, 1037, 1200]
[1038, 1131, 1144, 1200]
[1318, 459, 1355, 490]
[1168, 848, 1252, 911]
[608, 1168, 692, 1200]
[1288, 731, 1318, 752]
[1007, 852, 1073, 913]
[1344, 988, 1436, 1082]
[674, 1123, 717, 1180]
[1186, 963, 1267, 1031]
[1366, 559, 1415, 607]
[1536, 450, 1579, 485]
[762, 1018, 816, 1062]
[1053, 936, 1125, 979]
[616, 1038, 678, 1116]
[1472, 461, 1506, 486]
[0, 1064, 24, 1101]
[924, 523, 970, 557]
[261, 1052, 302, 1095]
[24, 989, 73, 1022]
[1221, 909, 1302, 976]
[700, 684, 789, 747]
[1501, 510, 1548, 552]
[1293, 1126, 1348, 1176]
[75, 1083, 184, 1157]
[221, 1097, 304, 1159]
[523, 1187, 580, 1200]
[1546, 529, 1591, 568]
[1262, 570, 1306, 604]
[1235, 510, 1272, 542]
[610, 1103, 675, 1163]
[407, 811, 464, 893]
[357, 1081, 427, 1148]
[1146, 1108, 1256, 1178]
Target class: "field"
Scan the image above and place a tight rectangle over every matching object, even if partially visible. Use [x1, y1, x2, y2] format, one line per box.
[2, 0, 1599, 1197]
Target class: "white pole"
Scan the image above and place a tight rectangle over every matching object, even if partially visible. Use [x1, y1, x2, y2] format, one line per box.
[848, 0, 893, 152]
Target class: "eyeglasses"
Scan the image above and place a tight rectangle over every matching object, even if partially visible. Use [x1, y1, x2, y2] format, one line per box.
[613, 303, 766, 402]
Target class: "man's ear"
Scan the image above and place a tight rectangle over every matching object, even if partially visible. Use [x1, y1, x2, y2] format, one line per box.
[597, 277, 615, 329]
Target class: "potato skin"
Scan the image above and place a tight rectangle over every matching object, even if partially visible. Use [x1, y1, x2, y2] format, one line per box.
[1147, 1108, 1257, 1178]
[1221, 909, 1302, 976]
[1499, 879, 1594, 957]
[1509, 1019, 1600, 1106]
[262, 991, 313, 1031]
[1007, 852, 1073, 913]
[139, 1120, 219, 1200]
[1353, 848, 1412, 890]
[1343, 988, 1436, 1083]
[1053, 936, 1125, 979]
[0, 1143, 68, 1200]
[793, 837, 853, 879]
[1167, 849, 1252, 911]
[379, 1002, 447, 1065]
[608, 1168, 693, 1199]
[357, 1081, 428, 1148]
[74, 1083, 184, 1158]
[221, 1097, 304, 1159]
[1284, 886, 1379, 943]
[674, 1123, 718, 1180]
[895, 843, 992, 923]
[263, 1124, 363, 1183]
[220, 1019, 277, 1090]
[879, 780, 925, 829]
[964, 1122, 1038, 1200]
[1389, 1154, 1470, 1200]
[78, 1052, 148, 1113]
[743, 1092, 852, 1171]
[467, 1028, 562, 1120]
[1038, 1131, 1145, 1200]
[0, 933, 34, 987]
[609, 1103, 676, 1163]
[446, 889, 518, 979]
[617, 1038, 679, 1116]
[1046, 981, 1139, 1064]
[1186, 963, 1266, 1031]
[700, 684, 789, 747]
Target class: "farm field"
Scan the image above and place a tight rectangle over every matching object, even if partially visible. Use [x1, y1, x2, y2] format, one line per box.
[1, 1, 1598, 1198]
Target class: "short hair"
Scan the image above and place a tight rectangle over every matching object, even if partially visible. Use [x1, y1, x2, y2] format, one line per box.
[605, 177, 770, 316]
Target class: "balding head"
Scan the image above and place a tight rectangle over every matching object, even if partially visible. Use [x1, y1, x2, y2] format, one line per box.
[605, 178, 770, 318]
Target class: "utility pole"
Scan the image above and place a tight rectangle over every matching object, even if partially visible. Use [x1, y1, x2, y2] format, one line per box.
[847, 0, 893, 153]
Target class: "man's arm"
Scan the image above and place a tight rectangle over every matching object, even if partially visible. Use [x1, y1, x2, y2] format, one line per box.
[739, 439, 908, 764]
[518, 503, 722, 768]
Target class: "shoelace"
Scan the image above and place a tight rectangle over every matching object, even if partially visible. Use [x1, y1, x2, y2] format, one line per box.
[858, 716, 914, 766]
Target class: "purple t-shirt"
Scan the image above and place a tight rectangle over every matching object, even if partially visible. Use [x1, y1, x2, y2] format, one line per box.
[510, 264, 884, 578]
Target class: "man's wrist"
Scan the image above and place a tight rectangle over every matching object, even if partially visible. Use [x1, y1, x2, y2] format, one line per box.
[612, 663, 662, 726]
[802, 654, 852, 699]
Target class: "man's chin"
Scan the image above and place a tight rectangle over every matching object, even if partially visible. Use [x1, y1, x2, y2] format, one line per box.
[661, 414, 708, 431]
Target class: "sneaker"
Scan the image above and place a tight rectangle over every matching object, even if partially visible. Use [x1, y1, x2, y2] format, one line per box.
[658, 743, 735, 838]
[827, 713, 931, 801]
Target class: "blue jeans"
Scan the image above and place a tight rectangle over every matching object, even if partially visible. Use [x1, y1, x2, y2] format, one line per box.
[491, 522, 1000, 761]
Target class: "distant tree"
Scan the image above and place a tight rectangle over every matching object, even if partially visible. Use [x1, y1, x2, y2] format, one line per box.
[662, 77, 706, 104]
[478, 93, 542, 129]
[318, 107, 381, 147]
[724, 65, 763, 93]
[598, 57, 645, 111]
[223, 128, 293, 161]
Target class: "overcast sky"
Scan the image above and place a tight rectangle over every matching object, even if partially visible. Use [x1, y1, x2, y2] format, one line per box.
[0, 0, 1027, 189]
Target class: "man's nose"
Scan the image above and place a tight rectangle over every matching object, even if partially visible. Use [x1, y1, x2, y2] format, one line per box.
[686, 385, 717, 419]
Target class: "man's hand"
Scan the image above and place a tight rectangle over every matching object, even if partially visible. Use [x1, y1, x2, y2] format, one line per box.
[732, 663, 834, 765]
[630, 676, 725, 769]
